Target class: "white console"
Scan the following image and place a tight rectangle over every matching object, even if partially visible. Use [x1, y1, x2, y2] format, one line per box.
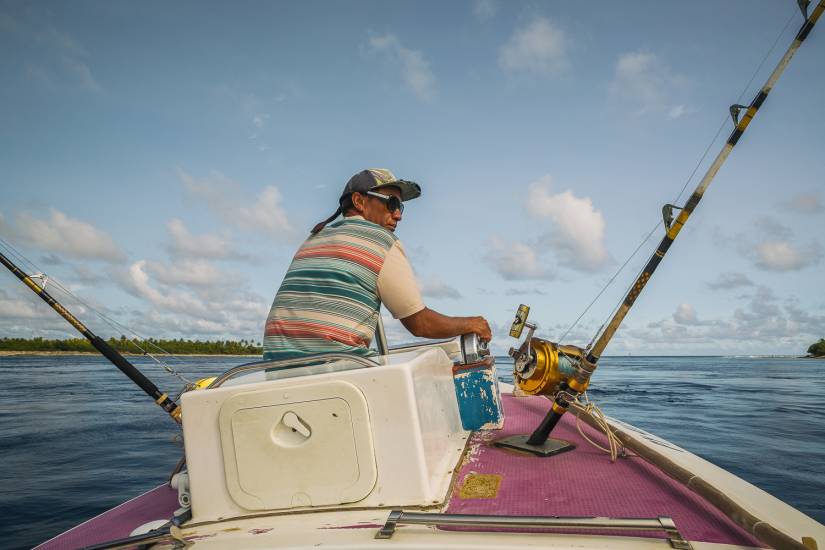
[181, 347, 469, 523]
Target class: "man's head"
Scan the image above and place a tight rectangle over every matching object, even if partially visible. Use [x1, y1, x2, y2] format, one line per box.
[345, 185, 404, 231]
[311, 168, 421, 234]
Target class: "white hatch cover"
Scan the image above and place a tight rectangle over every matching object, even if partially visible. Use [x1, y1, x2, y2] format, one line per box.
[218, 380, 377, 510]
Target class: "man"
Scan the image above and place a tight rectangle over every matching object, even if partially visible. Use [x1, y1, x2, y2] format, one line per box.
[263, 168, 491, 361]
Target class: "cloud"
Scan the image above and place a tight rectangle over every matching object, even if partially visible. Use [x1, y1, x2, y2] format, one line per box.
[165, 218, 248, 260]
[0, 252, 267, 341]
[754, 240, 822, 271]
[25, 63, 51, 85]
[526, 176, 609, 271]
[419, 275, 462, 299]
[177, 169, 292, 238]
[60, 55, 101, 92]
[118, 260, 212, 318]
[252, 113, 270, 129]
[784, 192, 823, 214]
[71, 265, 107, 285]
[0, 286, 95, 338]
[112, 259, 269, 339]
[0, 246, 135, 336]
[673, 303, 701, 325]
[473, 0, 498, 20]
[379, 311, 427, 347]
[728, 217, 823, 272]
[2, 11, 101, 91]
[505, 287, 548, 296]
[706, 272, 754, 290]
[144, 259, 231, 288]
[125, 310, 248, 340]
[1, 209, 125, 263]
[40, 253, 64, 266]
[616, 285, 825, 354]
[0, 289, 50, 320]
[610, 51, 688, 117]
[667, 105, 688, 119]
[499, 17, 568, 74]
[368, 33, 436, 102]
[484, 236, 555, 280]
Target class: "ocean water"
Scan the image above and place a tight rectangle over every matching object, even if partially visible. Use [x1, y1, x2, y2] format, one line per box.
[0, 354, 823, 549]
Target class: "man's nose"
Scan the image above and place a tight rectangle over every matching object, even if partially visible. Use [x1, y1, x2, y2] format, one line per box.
[392, 208, 403, 220]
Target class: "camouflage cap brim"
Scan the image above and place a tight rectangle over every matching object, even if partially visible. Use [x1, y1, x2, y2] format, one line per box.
[366, 169, 421, 201]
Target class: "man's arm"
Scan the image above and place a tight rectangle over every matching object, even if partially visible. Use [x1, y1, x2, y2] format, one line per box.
[400, 307, 492, 341]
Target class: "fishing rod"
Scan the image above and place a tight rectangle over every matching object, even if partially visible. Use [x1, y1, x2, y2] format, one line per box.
[497, 0, 824, 456]
[0, 250, 183, 425]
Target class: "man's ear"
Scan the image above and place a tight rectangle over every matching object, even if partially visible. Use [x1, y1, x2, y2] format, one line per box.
[351, 192, 366, 213]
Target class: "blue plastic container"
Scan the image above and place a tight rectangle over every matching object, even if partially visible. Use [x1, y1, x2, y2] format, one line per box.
[452, 358, 504, 431]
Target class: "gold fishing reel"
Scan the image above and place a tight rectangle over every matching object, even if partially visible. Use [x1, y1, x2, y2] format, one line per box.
[508, 304, 588, 396]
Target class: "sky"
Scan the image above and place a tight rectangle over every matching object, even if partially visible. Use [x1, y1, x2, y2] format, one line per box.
[1, 0, 823, 356]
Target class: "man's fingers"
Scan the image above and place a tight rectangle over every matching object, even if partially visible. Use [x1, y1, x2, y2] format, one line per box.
[478, 318, 492, 341]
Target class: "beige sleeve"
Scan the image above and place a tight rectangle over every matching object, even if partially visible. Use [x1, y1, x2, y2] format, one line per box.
[377, 241, 425, 319]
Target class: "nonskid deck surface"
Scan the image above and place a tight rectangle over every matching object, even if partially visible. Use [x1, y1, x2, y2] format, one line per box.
[446, 391, 766, 547]
[35, 485, 178, 550]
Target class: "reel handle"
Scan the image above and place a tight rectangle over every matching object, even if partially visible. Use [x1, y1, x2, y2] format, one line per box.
[509, 304, 531, 338]
[459, 333, 490, 364]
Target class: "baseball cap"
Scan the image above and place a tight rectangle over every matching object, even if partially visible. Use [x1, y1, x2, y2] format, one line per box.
[311, 168, 421, 234]
[342, 169, 421, 202]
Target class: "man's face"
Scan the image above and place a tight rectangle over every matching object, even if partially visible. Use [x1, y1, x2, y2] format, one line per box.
[355, 186, 403, 232]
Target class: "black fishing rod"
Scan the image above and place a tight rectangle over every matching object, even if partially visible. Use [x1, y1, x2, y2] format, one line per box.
[0, 250, 182, 425]
[499, 0, 824, 456]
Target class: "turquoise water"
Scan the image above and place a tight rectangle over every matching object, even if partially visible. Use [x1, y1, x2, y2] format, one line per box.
[0, 354, 823, 549]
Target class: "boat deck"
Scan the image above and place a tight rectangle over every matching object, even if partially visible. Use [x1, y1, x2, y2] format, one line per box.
[446, 391, 765, 547]
[35, 485, 178, 550]
[37, 390, 771, 549]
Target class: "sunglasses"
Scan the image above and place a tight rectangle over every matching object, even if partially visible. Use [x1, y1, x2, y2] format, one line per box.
[366, 191, 404, 214]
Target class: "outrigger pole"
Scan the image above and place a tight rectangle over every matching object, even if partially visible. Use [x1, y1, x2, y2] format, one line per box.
[527, 0, 825, 445]
[0, 250, 182, 425]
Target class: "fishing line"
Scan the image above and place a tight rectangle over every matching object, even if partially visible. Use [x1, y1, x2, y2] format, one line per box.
[555, 220, 660, 344]
[45, 279, 195, 385]
[558, 6, 799, 345]
[0, 237, 40, 277]
[673, 7, 797, 205]
[45, 278, 195, 385]
[0, 237, 194, 385]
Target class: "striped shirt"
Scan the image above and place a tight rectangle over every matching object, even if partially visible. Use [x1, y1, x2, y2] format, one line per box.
[263, 217, 422, 362]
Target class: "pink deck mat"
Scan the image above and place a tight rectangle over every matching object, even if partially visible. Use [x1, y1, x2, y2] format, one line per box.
[446, 392, 766, 547]
[35, 484, 179, 550]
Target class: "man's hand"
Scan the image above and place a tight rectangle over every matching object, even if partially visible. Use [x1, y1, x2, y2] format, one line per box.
[468, 316, 492, 342]
[401, 307, 493, 342]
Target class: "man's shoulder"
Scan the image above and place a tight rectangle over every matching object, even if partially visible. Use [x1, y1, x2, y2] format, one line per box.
[333, 218, 398, 243]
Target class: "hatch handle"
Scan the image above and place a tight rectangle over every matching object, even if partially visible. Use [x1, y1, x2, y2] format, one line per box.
[375, 510, 693, 548]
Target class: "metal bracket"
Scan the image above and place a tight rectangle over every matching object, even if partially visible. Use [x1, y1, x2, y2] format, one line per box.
[659, 516, 692, 549]
[662, 204, 683, 231]
[510, 321, 537, 377]
[798, 0, 810, 19]
[494, 434, 576, 457]
[29, 272, 49, 290]
[729, 104, 749, 126]
[375, 509, 402, 539]
[374, 310, 388, 355]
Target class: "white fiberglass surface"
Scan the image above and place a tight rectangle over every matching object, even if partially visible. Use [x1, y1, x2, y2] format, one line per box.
[220, 348, 432, 387]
